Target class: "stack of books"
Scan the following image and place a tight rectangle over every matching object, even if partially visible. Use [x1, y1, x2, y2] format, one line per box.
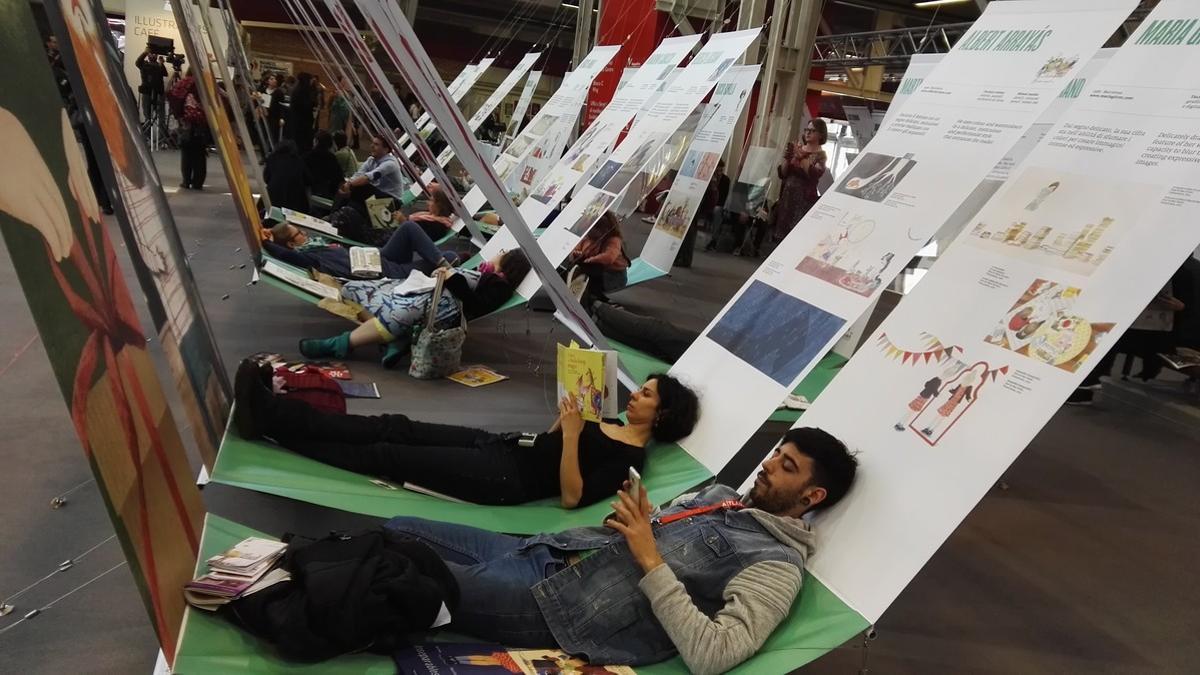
[184, 537, 290, 611]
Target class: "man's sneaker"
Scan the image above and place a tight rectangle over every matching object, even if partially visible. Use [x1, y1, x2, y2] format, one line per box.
[1065, 388, 1095, 406]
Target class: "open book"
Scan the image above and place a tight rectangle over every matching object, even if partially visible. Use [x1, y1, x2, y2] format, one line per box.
[556, 341, 618, 422]
[349, 246, 383, 278]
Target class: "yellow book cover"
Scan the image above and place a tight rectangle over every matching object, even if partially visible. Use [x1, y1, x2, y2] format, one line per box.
[557, 342, 607, 422]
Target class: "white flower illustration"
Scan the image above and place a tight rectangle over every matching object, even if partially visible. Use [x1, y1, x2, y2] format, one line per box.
[0, 107, 74, 260]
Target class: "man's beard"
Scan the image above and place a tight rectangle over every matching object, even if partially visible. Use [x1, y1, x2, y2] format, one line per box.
[747, 482, 799, 516]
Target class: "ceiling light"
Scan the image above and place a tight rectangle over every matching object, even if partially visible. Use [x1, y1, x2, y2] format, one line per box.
[913, 0, 972, 7]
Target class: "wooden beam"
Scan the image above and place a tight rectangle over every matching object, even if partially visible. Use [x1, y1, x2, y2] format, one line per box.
[809, 79, 894, 103]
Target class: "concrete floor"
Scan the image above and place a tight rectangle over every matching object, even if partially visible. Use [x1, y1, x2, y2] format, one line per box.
[0, 151, 1197, 673]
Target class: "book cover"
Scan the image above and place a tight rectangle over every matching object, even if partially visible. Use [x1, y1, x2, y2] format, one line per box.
[337, 380, 381, 398]
[447, 365, 509, 388]
[393, 643, 517, 674]
[509, 650, 637, 674]
[557, 342, 610, 422]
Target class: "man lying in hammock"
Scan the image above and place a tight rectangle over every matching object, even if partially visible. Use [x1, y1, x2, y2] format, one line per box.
[263, 218, 455, 280]
[386, 427, 858, 674]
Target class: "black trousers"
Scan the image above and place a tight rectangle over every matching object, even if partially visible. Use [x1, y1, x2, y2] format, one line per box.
[594, 303, 699, 363]
[180, 133, 207, 188]
[260, 396, 534, 505]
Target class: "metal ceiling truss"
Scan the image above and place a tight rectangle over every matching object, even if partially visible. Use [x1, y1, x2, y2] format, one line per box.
[812, 22, 972, 72]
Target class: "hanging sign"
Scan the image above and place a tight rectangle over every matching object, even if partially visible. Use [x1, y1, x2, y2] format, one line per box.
[640, 64, 760, 273]
[503, 68, 543, 149]
[506, 29, 762, 300]
[459, 45, 618, 222]
[668, 0, 1140, 472]
[407, 51, 542, 197]
[475, 35, 702, 260]
[792, 0, 1200, 624]
[400, 58, 494, 153]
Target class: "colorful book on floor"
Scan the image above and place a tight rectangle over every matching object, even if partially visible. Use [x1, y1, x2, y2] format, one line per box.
[337, 380, 381, 398]
[556, 341, 618, 422]
[392, 643, 636, 674]
[447, 365, 509, 387]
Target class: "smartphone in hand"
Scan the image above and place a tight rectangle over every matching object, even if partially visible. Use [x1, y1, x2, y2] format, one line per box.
[628, 466, 642, 508]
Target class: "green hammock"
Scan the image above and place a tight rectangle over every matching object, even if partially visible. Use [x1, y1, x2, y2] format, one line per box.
[211, 417, 713, 533]
[608, 340, 847, 424]
[173, 515, 867, 673]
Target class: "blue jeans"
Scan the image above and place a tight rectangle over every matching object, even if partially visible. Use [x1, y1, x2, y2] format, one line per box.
[385, 516, 563, 647]
[380, 221, 453, 274]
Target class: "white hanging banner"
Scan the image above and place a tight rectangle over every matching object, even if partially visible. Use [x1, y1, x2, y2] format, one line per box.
[640, 64, 760, 272]
[843, 105, 878, 148]
[506, 115, 576, 203]
[407, 51, 542, 197]
[476, 34, 703, 260]
[792, 0, 1200, 623]
[399, 58, 493, 150]
[461, 45, 620, 224]
[668, 0, 1139, 473]
[322, 0, 486, 243]
[500, 29, 763, 299]
[503, 69, 543, 149]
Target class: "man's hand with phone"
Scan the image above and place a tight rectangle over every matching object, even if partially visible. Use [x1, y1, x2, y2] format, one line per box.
[605, 472, 663, 574]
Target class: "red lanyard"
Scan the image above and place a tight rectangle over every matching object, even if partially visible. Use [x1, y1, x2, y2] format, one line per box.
[654, 499, 744, 526]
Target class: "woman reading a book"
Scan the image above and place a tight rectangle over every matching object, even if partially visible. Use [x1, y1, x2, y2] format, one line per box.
[298, 248, 531, 369]
[233, 360, 700, 507]
[264, 219, 455, 280]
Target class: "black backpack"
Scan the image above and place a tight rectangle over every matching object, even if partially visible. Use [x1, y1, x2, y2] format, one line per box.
[226, 528, 459, 662]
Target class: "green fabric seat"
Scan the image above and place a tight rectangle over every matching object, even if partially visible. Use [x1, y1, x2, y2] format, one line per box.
[173, 515, 867, 673]
[624, 257, 668, 287]
[211, 416, 713, 533]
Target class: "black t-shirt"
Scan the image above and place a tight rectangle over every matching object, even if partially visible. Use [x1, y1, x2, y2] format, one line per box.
[515, 421, 645, 507]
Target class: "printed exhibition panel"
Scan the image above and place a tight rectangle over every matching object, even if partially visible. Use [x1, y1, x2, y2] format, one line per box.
[794, 0, 1200, 623]
[356, 0, 613, 348]
[47, 0, 230, 467]
[669, 0, 1140, 472]
[0, 4, 205, 663]
[842, 105, 878, 148]
[506, 29, 762, 300]
[463, 46, 618, 217]
[504, 68, 543, 148]
[407, 50, 542, 197]
[476, 35, 702, 262]
[640, 64, 761, 272]
[168, 0, 264, 258]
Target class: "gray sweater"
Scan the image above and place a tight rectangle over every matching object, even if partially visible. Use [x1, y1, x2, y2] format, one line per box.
[637, 506, 815, 675]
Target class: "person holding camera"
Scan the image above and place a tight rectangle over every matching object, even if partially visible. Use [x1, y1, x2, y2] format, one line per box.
[136, 47, 169, 136]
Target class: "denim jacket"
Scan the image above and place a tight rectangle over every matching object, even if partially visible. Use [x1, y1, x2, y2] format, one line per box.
[525, 484, 814, 666]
